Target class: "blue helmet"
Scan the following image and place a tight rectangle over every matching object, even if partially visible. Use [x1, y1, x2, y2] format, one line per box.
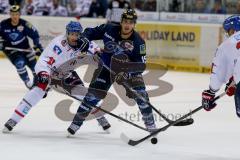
[66, 21, 83, 35]
[223, 15, 240, 32]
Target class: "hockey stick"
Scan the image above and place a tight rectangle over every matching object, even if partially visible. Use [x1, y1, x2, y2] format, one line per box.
[67, 94, 150, 132]
[123, 92, 226, 146]
[89, 44, 193, 126]
[5, 47, 33, 53]
[48, 66, 152, 133]
[100, 62, 194, 126]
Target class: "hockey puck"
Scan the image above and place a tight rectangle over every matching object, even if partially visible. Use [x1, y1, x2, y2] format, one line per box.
[151, 137, 158, 144]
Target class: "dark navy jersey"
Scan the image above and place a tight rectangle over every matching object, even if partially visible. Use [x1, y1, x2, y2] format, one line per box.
[83, 23, 146, 71]
[0, 18, 42, 49]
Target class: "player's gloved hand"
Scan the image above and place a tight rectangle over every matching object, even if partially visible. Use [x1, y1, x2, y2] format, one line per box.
[33, 45, 43, 56]
[202, 89, 217, 111]
[77, 37, 90, 52]
[225, 77, 236, 96]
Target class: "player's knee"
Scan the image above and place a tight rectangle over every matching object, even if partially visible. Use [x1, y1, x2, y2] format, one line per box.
[83, 93, 101, 107]
[36, 71, 50, 91]
[131, 87, 149, 101]
[15, 59, 25, 69]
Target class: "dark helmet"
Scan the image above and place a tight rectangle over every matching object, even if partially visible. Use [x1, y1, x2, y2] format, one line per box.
[10, 5, 21, 12]
[121, 9, 137, 23]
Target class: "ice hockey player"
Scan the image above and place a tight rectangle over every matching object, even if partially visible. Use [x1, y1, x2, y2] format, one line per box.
[202, 15, 240, 117]
[2, 21, 111, 133]
[67, 9, 156, 135]
[0, 5, 43, 89]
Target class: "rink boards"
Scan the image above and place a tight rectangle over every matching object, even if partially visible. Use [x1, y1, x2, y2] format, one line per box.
[0, 15, 224, 73]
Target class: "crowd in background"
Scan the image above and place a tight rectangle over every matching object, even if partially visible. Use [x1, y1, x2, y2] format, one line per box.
[0, 0, 240, 18]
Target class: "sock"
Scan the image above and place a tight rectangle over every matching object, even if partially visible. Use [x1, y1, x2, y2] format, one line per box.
[10, 87, 46, 123]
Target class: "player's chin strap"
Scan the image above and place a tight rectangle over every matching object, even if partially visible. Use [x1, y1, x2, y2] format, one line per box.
[123, 92, 226, 146]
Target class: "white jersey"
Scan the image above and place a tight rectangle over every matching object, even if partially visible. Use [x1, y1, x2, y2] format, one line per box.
[48, 4, 68, 17]
[35, 35, 99, 78]
[0, 0, 9, 14]
[22, 0, 49, 16]
[68, 6, 82, 17]
[106, 0, 131, 23]
[76, 0, 92, 16]
[210, 31, 240, 91]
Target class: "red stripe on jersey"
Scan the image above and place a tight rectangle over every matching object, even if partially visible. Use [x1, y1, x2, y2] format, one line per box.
[236, 42, 240, 49]
[15, 110, 25, 117]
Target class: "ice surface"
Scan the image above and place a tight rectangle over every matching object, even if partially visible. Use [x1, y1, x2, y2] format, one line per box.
[0, 59, 240, 160]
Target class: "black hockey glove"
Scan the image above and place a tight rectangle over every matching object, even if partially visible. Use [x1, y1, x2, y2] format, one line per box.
[77, 37, 90, 52]
[202, 89, 217, 111]
[33, 45, 43, 56]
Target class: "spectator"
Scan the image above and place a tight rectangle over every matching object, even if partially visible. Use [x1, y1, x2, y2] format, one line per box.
[98, 0, 108, 16]
[67, 0, 81, 17]
[210, 0, 226, 14]
[76, 0, 92, 17]
[0, 0, 9, 13]
[192, 0, 208, 13]
[88, 0, 105, 18]
[225, 0, 236, 14]
[106, 0, 131, 24]
[134, 0, 144, 10]
[9, 0, 22, 5]
[143, 0, 156, 11]
[170, 0, 181, 12]
[49, 0, 68, 16]
[236, 1, 240, 14]
[22, 0, 49, 16]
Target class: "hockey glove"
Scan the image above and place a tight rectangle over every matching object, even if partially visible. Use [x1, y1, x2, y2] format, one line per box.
[33, 45, 43, 56]
[77, 37, 90, 52]
[225, 77, 236, 96]
[202, 89, 217, 111]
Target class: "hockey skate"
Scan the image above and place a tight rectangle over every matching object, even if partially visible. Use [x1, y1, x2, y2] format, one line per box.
[145, 123, 157, 133]
[96, 116, 111, 132]
[2, 119, 17, 133]
[67, 122, 81, 137]
[142, 113, 157, 132]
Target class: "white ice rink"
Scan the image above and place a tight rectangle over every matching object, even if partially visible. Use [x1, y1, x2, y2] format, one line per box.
[0, 59, 240, 160]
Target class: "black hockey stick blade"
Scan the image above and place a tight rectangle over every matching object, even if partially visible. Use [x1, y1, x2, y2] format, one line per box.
[125, 92, 226, 146]
[173, 118, 194, 126]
